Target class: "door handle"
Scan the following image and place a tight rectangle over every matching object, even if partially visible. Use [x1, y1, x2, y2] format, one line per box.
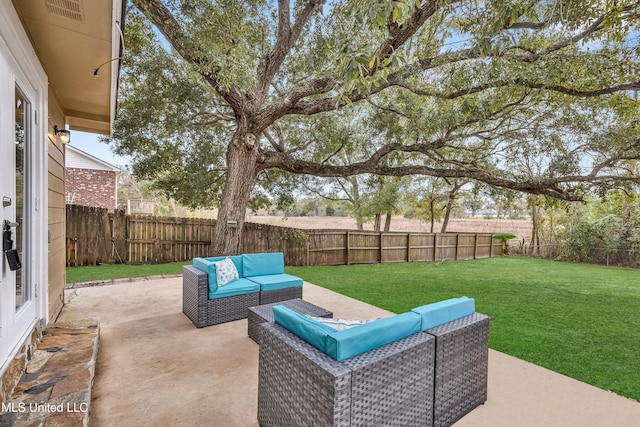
[2, 196, 11, 207]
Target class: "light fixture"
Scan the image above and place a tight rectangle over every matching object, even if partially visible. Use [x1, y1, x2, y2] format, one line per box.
[54, 125, 71, 144]
[93, 56, 124, 77]
[93, 22, 126, 78]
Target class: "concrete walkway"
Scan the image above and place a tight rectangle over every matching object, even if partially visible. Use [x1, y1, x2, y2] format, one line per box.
[57, 277, 640, 427]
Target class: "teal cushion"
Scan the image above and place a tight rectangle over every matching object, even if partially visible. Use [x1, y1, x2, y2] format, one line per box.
[242, 252, 284, 277]
[273, 305, 335, 352]
[207, 278, 259, 299]
[325, 312, 422, 361]
[411, 296, 475, 331]
[246, 273, 303, 291]
[193, 256, 244, 292]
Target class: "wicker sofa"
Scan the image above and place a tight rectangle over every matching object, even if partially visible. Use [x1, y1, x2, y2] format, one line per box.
[182, 252, 303, 328]
[257, 297, 490, 427]
[258, 321, 436, 426]
[428, 312, 490, 427]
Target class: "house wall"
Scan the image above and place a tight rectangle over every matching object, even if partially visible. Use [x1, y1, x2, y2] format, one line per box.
[48, 96, 66, 322]
[66, 168, 117, 211]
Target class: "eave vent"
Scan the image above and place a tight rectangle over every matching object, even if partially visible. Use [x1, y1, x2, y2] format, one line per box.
[45, 0, 85, 23]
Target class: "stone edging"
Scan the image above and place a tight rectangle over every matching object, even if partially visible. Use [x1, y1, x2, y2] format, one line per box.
[65, 274, 183, 289]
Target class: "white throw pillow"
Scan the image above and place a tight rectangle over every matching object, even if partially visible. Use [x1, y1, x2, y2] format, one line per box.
[306, 316, 373, 331]
[215, 257, 239, 287]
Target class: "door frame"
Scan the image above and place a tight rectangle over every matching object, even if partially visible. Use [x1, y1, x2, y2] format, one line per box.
[0, 3, 49, 372]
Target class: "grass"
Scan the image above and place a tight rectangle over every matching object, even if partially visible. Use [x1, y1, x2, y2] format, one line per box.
[66, 261, 190, 283]
[67, 256, 640, 402]
[287, 257, 640, 403]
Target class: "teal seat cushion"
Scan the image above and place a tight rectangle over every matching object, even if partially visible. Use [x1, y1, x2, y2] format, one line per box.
[325, 312, 422, 361]
[411, 296, 475, 331]
[246, 273, 303, 291]
[242, 252, 284, 277]
[207, 278, 259, 299]
[273, 305, 335, 352]
[193, 256, 244, 293]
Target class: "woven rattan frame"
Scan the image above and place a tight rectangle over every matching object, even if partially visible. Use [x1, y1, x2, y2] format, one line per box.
[426, 313, 490, 427]
[257, 322, 435, 427]
[259, 286, 303, 305]
[182, 265, 259, 328]
[247, 298, 332, 343]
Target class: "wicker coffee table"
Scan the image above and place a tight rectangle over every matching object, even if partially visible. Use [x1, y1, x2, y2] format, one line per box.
[248, 298, 333, 343]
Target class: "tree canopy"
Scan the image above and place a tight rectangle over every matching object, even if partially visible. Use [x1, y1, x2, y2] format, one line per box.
[107, 0, 640, 254]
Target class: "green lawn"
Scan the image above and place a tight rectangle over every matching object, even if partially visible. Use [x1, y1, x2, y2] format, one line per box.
[66, 261, 190, 283]
[288, 257, 640, 403]
[67, 256, 640, 402]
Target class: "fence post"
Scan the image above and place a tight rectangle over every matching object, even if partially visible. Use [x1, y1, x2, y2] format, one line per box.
[407, 233, 411, 263]
[379, 233, 384, 263]
[454, 234, 459, 261]
[489, 236, 493, 258]
[473, 233, 478, 259]
[346, 231, 350, 265]
[433, 234, 438, 262]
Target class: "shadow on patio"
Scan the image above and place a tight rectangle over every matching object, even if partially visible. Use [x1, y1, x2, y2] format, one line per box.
[56, 277, 640, 427]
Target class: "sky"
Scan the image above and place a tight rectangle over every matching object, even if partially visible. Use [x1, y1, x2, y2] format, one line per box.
[70, 131, 131, 168]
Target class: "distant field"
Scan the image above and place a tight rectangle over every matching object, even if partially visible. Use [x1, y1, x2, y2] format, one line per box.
[248, 215, 532, 240]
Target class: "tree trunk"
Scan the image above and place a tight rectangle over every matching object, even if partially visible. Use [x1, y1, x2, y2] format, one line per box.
[212, 128, 259, 255]
[440, 206, 451, 233]
[429, 200, 435, 233]
[349, 177, 364, 230]
[384, 210, 392, 232]
[374, 213, 381, 232]
[355, 212, 364, 230]
[441, 180, 462, 233]
[528, 205, 540, 256]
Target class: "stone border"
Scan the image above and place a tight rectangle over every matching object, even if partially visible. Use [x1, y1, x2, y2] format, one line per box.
[1, 320, 100, 427]
[65, 274, 183, 289]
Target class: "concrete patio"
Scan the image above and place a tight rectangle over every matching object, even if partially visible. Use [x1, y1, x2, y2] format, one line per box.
[56, 276, 640, 427]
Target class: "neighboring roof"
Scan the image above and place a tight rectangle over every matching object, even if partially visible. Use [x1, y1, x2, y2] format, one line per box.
[13, 0, 125, 134]
[66, 145, 121, 172]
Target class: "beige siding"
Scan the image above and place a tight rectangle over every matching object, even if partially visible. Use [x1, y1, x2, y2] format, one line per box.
[47, 94, 66, 321]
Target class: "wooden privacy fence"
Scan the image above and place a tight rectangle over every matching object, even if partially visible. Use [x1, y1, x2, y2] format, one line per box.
[66, 205, 502, 267]
[306, 230, 501, 265]
[66, 205, 309, 266]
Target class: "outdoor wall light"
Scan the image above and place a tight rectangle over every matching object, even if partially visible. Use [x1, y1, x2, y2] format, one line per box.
[94, 22, 126, 78]
[93, 56, 124, 78]
[54, 125, 71, 144]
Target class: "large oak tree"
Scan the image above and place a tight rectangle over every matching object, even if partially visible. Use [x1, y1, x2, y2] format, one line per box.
[114, 0, 640, 254]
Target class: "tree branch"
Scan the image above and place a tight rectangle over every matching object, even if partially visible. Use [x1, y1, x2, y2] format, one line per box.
[262, 129, 284, 152]
[255, 0, 326, 104]
[256, 0, 457, 126]
[368, 0, 457, 74]
[397, 79, 640, 100]
[131, 0, 246, 116]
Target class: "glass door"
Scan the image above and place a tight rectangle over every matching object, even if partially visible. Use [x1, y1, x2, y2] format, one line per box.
[13, 85, 29, 311]
[1, 79, 36, 352]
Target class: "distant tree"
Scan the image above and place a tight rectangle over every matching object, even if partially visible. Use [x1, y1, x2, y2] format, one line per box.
[110, 1, 640, 254]
[556, 190, 640, 265]
[440, 178, 467, 233]
[405, 177, 449, 232]
[460, 183, 488, 217]
[361, 175, 406, 231]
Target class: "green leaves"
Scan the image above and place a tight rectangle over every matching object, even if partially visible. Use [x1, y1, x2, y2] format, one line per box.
[492, 233, 517, 241]
[120, 0, 640, 213]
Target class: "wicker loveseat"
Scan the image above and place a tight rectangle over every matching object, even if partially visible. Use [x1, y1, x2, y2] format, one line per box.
[257, 297, 490, 427]
[182, 252, 303, 328]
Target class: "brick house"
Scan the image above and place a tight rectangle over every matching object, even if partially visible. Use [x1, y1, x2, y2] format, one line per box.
[65, 145, 121, 211]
